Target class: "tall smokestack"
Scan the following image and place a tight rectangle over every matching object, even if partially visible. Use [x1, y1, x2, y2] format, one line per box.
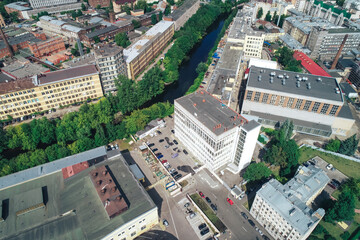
[0, 27, 14, 57]
[331, 34, 348, 69]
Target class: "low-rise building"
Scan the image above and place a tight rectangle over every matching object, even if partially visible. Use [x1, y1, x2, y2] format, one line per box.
[124, 20, 174, 80]
[28, 36, 66, 58]
[89, 0, 110, 8]
[113, 0, 137, 13]
[293, 51, 331, 77]
[0, 32, 43, 59]
[83, 24, 131, 47]
[0, 147, 159, 240]
[1, 57, 49, 80]
[4, 2, 31, 19]
[250, 165, 330, 240]
[242, 66, 355, 137]
[0, 65, 103, 121]
[94, 43, 127, 94]
[29, 0, 78, 9]
[174, 90, 261, 174]
[163, 0, 200, 30]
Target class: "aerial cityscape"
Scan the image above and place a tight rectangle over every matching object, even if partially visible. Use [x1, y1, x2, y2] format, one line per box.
[0, 0, 359, 239]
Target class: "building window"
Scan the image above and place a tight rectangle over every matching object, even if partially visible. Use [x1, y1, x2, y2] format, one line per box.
[303, 100, 312, 111]
[254, 92, 261, 102]
[311, 102, 321, 112]
[262, 93, 269, 103]
[320, 104, 330, 114]
[246, 90, 253, 100]
[329, 105, 339, 115]
[295, 99, 303, 109]
[286, 98, 294, 108]
[270, 95, 277, 105]
[279, 96, 286, 106]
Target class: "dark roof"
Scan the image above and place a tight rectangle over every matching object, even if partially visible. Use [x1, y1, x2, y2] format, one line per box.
[0, 72, 13, 83]
[85, 25, 119, 38]
[175, 91, 250, 136]
[0, 150, 157, 240]
[170, 0, 198, 21]
[115, 0, 136, 4]
[337, 103, 354, 120]
[0, 78, 35, 95]
[37, 65, 98, 85]
[247, 66, 343, 103]
[338, 58, 356, 69]
[340, 82, 357, 94]
[0, 33, 40, 49]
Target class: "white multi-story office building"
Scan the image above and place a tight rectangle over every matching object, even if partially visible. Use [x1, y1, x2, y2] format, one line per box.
[250, 165, 330, 240]
[174, 91, 261, 174]
[94, 43, 127, 94]
[29, 0, 78, 9]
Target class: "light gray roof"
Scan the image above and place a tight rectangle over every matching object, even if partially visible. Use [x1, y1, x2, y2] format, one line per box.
[129, 164, 145, 181]
[256, 165, 329, 235]
[247, 66, 344, 103]
[0, 147, 107, 190]
[5, 2, 31, 11]
[50, 19, 67, 26]
[39, 15, 54, 21]
[0, 149, 157, 240]
[62, 24, 83, 33]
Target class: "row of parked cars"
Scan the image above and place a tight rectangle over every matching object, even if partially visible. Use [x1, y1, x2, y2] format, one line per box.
[241, 212, 269, 240]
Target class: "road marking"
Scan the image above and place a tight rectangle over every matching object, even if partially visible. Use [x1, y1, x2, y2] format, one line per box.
[242, 226, 247, 232]
[164, 188, 179, 239]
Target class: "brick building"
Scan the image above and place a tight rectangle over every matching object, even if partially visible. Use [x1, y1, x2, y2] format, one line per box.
[4, 2, 31, 19]
[82, 24, 132, 46]
[28, 36, 66, 58]
[89, 0, 110, 8]
[0, 13, 6, 28]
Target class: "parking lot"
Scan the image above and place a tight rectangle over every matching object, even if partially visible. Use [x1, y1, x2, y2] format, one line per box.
[143, 116, 197, 184]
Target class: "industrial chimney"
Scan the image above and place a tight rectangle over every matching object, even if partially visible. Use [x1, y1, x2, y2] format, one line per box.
[331, 34, 348, 69]
[0, 27, 14, 57]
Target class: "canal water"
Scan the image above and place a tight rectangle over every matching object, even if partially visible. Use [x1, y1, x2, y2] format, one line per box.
[156, 16, 226, 103]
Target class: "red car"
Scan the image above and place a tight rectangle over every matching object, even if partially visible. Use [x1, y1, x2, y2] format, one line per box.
[199, 86, 204, 88]
[227, 198, 234, 205]
[161, 160, 168, 164]
[199, 192, 205, 198]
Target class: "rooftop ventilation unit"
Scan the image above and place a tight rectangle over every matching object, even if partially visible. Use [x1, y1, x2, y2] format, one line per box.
[285, 75, 289, 79]
[270, 72, 276, 76]
[296, 82, 300, 88]
[282, 80, 286, 85]
[258, 75, 262, 81]
[317, 77, 322, 81]
[307, 83, 311, 89]
[278, 75, 284, 79]
[296, 75, 300, 78]
[270, 78, 274, 83]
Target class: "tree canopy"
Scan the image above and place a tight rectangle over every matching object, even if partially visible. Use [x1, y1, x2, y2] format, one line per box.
[265, 11, 271, 21]
[256, 7, 263, 19]
[275, 47, 302, 72]
[115, 32, 131, 48]
[244, 162, 272, 183]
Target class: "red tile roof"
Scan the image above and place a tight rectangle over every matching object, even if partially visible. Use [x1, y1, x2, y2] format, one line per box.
[62, 161, 89, 179]
[293, 51, 331, 77]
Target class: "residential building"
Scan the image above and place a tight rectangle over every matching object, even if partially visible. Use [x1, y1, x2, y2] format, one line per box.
[307, 27, 360, 60]
[124, 20, 174, 80]
[89, 0, 110, 8]
[174, 90, 261, 174]
[163, 0, 200, 30]
[0, 13, 6, 28]
[294, 0, 307, 12]
[4, 2, 31, 19]
[94, 43, 127, 94]
[38, 16, 85, 40]
[242, 66, 355, 137]
[0, 65, 103, 121]
[28, 36, 66, 58]
[250, 165, 330, 240]
[0, 147, 159, 240]
[83, 24, 132, 47]
[29, 0, 78, 9]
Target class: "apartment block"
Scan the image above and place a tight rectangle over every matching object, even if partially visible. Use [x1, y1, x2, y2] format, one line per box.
[250, 165, 330, 240]
[28, 36, 66, 58]
[242, 66, 355, 137]
[29, 0, 78, 9]
[0, 65, 103, 121]
[124, 20, 174, 80]
[94, 43, 127, 94]
[0, 147, 159, 240]
[174, 91, 260, 174]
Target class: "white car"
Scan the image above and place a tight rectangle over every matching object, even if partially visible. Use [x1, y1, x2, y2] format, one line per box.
[169, 168, 176, 174]
[326, 164, 333, 170]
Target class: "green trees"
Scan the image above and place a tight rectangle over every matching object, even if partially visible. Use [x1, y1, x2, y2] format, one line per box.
[151, 14, 158, 24]
[9, 12, 19, 23]
[159, 11, 163, 21]
[275, 47, 302, 72]
[96, 4, 101, 9]
[256, 7, 263, 19]
[264, 120, 299, 178]
[115, 32, 131, 48]
[164, 5, 171, 16]
[132, 19, 141, 29]
[325, 139, 341, 152]
[244, 162, 272, 183]
[265, 11, 271, 21]
[81, 3, 86, 11]
[325, 187, 355, 222]
[336, 0, 345, 6]
[196, 62, 208, 74]
[325, 135, 359, 156]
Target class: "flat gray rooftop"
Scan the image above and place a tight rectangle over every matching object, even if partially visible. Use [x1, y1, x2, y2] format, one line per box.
[175, 91, 251, 136]
[247, 66, 343, 103]
[0, 151, 156, 240]
[170, 0, 198, 21]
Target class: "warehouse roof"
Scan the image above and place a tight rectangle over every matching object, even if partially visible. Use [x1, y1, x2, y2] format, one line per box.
[247, 66, 343, 103]
[0, 149, 157, 240]
[293, 51, 332, 77]
[175, 91, 257, 136]
[85, 25, 119, 38]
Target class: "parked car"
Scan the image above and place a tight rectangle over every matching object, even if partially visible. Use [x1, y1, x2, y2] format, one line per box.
[198, 223, 207, 230]
[183, 149, 188, 155]
[157, 130, 162, 135]
[148, 143, 155, 147]
[184, 202, 190, 208]
[174, 174, 182, 180]
[164, 162, 170, 167]
[156, 152, 162, 156]
[163, 219, 169, 226]
[152, 148, 158, 152]
[169, 142, 174, 146]
[165, 137, 170, 143]
[262, 235, 270, 240]
[173, 139, 178, 145]
[206, 197, 211, 203]
[200, 228, 210, 236]
[171, 171, 178, 177]
[165, 164, 171, 169]
[258, 230, 264, 236]
[202, 81, 206, 84]
[159, 139, 164, 143]
[169, 168, 176, 174]
[226, 198, 234, 205]
[241, 212, 248, 219]
[171, 129, 175, 134]
[161, 160, 168, 164]
[326, 164, 333, 170]
[172, 153, 179, 158]
[248, 219, 255, 227]
[328, 183, 336, 189]
[165, 145, 170, 149]
[211, 204, 217, 211]
[199, 192, 205, 198]
[332, 179, 341, 187]
[189, 212, 196, 219]
[199, 86, 204, 88]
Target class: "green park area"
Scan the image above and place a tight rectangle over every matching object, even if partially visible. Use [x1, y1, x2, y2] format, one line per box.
[190, 193, 226, 233]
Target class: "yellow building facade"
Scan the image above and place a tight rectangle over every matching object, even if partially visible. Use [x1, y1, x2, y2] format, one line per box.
[0, 65, 103, 121]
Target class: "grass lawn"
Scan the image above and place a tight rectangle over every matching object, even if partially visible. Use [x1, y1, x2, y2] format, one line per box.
[313, 218, 360, 240]
[190, 193, 227, 233]
[299, 147, 360, 178]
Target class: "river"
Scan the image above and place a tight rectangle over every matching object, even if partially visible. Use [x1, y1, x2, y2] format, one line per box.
[155, 16, 226, 103]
